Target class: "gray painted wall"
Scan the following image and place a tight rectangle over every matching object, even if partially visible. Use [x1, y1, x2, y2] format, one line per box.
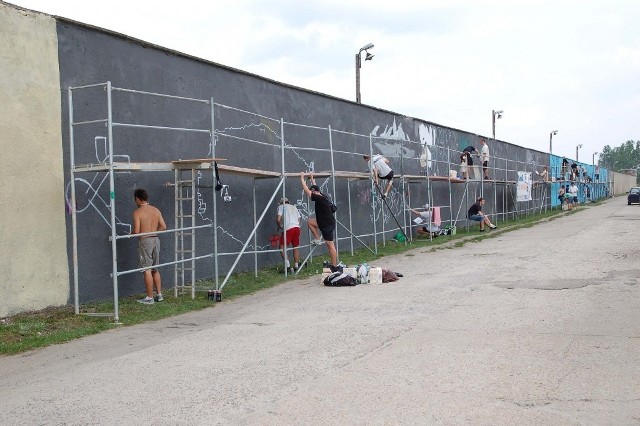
[55, 20, 549, 303]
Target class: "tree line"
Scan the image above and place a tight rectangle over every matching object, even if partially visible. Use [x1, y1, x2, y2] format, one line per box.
[598, 140, 640, 173]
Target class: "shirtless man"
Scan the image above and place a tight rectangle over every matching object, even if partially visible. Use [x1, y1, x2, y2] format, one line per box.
[133, 188, 167, 304]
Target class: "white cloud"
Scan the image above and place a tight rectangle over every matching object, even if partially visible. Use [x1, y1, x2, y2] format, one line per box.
[9, 0, 640, 160]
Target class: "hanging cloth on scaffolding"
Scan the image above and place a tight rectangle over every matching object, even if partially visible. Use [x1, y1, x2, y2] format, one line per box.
[214, 161, 223, 191]
[432, 207, 442, 226]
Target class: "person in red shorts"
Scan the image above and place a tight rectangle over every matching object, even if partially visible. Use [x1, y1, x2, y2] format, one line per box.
[276, 197, 301, 274]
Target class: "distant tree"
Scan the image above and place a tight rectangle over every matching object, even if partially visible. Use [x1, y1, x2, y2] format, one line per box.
[598, 140, 640, 172]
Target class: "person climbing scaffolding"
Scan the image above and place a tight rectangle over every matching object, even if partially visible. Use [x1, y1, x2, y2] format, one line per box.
[363, 154, 394, 199]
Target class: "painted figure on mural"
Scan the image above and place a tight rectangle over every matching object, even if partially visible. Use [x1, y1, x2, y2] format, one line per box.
[363, 154, 394, 199]
[133, 188, 167, 305]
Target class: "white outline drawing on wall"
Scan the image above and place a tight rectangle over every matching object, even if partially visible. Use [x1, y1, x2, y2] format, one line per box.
[65, 136, 132, 234]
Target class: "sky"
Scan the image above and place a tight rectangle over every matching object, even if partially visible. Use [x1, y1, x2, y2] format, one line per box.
[9, 0, 640, 163]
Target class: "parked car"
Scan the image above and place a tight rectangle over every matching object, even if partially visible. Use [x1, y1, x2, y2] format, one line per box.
[627, 187, 640, 205]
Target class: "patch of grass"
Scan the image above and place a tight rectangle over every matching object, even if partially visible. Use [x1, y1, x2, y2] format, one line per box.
[1, 206, 570, 355]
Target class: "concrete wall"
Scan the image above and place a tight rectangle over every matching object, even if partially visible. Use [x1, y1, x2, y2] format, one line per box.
[611, 171, 636, 195]
[0, 3, 69, 316]
[54, 17, 554, 303]
[2, 2, 610, 313]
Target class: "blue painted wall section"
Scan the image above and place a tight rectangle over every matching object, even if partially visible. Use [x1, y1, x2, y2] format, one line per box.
[549, 155, 608, 207]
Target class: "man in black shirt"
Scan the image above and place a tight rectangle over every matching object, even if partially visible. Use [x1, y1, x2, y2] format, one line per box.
[300, 172, 337, 267]
[462, 146, 479, 166]
[467, 197, 497, 231]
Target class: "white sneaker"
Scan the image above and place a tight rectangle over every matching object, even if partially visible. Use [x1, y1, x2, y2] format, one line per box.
[137, 296, 154, 305]
[311, 238, 323, 245]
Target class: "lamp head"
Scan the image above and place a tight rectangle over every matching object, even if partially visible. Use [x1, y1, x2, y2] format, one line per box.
[577, 144, 583, 149]
[365, 52, 374, 61]
[552, 130, 558, 135]
[360, 43, 374, 51]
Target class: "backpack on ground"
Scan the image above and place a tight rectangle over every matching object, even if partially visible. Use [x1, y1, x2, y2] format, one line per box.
[382, 269, 399, 283]
[323, 270, 357, 287]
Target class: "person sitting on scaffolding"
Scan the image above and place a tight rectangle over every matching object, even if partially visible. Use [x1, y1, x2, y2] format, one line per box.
[300, 172, 337, 268]
[410, 204, 438, 236]
[276, 197, 301, 274]
[363, 154, 394, 199]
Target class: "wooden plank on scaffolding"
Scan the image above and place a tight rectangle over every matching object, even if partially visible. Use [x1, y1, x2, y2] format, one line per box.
[218, 164, 281, 178]
[171, 158, 227, 166]
[282, 170, 370, 180]
[74, 162, 177, 172]
[429, 175, 466, 183]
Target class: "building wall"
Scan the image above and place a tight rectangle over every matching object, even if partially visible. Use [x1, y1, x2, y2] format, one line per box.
[3, 2, 610, 313]
[0, 3, 69, 316]
[611, 171, 636, 195]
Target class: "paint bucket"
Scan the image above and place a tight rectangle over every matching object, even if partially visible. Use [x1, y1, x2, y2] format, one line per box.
[269, 233, 280, 248]
[449, 170, 457, 179]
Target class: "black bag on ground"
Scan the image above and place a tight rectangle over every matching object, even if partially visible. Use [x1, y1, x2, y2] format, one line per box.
[324, 271, 357, 287]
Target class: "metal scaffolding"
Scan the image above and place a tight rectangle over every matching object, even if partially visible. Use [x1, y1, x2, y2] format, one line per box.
[68, 82, 608, 321]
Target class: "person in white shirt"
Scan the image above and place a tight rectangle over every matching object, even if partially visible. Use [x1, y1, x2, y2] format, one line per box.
[276, 197, 301, 273]
[569, 182, 579, 206]
[480, 138, 490, 180]
[410, 204, 437, 236]
[364, 154, 394, 199]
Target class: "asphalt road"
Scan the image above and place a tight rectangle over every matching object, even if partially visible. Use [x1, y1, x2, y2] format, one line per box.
[1, 198, 639, 425]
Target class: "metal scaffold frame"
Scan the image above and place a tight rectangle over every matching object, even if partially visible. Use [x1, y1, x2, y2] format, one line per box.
[69, 82, 609, 321]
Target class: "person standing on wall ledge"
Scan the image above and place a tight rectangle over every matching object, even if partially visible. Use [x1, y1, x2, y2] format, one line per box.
[480, 138, 490, 180]
[363, 154, 394, 198]
[300, 172, 337, 268]
[133, 188, 167, 305]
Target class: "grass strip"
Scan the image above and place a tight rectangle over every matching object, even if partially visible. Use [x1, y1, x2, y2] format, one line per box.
[0, 205, 583, 355]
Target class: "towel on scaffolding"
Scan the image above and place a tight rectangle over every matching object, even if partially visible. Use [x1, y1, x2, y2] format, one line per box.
[432, 207, 442, 226]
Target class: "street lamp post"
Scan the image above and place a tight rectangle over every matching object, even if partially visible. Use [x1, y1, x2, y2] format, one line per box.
[355, 43, 374, 104]
[492, 109, 503, 140]
[549, 130, 558, 154]
[576, 144, 583, 162]
[592, 151, 598, 166]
